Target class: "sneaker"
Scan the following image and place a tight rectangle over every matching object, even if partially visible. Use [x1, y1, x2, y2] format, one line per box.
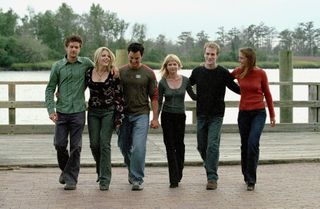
[59, 173, 65, 184]
[99, 184, 109, 191]
[206, 180, 217, 190]
[64, 183, 76, 190]
[247, 183, 255, 191]
[132, 182, 144, 191]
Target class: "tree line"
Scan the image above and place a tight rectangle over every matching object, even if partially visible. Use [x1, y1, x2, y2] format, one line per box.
[0, 3, 319, 67]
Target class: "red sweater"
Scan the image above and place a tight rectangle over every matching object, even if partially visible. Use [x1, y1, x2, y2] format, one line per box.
[231, 67, 275, 119]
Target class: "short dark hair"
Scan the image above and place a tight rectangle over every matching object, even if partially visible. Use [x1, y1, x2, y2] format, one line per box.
[64, 35, 82, 47]
[127, 42, 144, 56]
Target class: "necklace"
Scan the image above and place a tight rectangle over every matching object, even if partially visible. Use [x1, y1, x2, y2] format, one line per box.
[95, 69, 107, 81]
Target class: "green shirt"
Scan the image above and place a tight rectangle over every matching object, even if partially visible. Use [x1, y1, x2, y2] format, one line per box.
[45, 56, 94, 115]
[120, 64, 158, 115]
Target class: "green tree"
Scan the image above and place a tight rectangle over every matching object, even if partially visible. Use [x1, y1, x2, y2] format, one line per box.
[81, 4, 107, 54]
[32, 11, 62, 56]
[0, 9, 18, 36]
[278, 29, 293, 50]
[177, 31, 195, 61]
[130, 23, 147, 43]
[226, 27, 242, 61]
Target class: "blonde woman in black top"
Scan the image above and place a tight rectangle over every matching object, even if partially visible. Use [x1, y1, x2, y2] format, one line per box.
[85, 47, 124, 191]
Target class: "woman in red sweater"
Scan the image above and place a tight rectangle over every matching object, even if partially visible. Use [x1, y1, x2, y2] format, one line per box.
[231, 47, 276, 191]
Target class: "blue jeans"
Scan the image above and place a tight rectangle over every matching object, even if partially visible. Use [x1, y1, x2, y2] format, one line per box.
[197, 115, 223, 181]
[117, 114, 149, 184]
[238, 109, 266, 184]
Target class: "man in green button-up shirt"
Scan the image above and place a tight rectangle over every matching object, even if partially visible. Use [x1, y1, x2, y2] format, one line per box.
[45, 35, 94, 190]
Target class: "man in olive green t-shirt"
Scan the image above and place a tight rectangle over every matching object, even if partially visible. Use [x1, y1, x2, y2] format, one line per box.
[118, 42, 159, 191]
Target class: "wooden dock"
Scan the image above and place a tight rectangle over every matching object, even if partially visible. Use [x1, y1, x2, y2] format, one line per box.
[1, 132, 319, 167]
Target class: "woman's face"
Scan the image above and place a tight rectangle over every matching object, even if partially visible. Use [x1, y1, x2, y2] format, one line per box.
[99, 50, 111, 67]
[238, 52, 248, 68]
[166, 60, 179, 75]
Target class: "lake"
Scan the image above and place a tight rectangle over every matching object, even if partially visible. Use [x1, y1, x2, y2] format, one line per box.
[0, 69, 319, 125]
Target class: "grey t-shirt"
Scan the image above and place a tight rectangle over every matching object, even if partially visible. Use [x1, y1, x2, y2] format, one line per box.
[158, 75, 196, 114]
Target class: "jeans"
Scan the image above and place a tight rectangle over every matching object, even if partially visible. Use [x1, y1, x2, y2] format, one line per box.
[54, 111, 85, 184]
[117, 114, 149, 184]
[197, 115, 223, 181]
[87, 107, 114, 187]
[161, 112, 186, 184]
[238, 109, 266, 184]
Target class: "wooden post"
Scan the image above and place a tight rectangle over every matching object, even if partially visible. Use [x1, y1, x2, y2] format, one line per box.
[279, 50, 293, 123]
[115, 49, 128, 67]
[308, 84, 320, 123]
[8, 83, 16, 125]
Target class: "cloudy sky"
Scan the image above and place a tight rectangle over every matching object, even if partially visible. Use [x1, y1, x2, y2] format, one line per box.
[1, 0, 319, 41]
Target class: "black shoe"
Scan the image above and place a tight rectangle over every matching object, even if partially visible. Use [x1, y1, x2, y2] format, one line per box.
[247, 183, 255, 191]
[169, 183, 179, 188]
[64, 183, 76, 190]
[99, 184, 109, 191]
[59, 173, 65, 184]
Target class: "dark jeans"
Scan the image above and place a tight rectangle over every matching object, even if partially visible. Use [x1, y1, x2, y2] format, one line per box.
[88, 107, 114, 187]
[54, 111, 85, 185]
[238, 109, 266, 184]
[161, 112, 186, 184]
[197, 115, 223, 181]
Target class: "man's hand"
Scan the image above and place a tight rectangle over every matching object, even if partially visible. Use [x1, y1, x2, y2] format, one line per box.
[111, 66, 120, 78]
[49, 112, 58, 123]
[150, 119, 160, 129]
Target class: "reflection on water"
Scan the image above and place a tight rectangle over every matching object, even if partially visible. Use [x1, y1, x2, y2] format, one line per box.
[0, 69, 319, 124]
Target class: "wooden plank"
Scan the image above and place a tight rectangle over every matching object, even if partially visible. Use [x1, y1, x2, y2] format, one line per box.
[1, 123, 319, 134]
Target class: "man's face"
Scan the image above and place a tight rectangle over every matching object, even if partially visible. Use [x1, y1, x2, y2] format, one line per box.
[204, 47, 218, 66]
[65, 41, 81, 60]
[128, 51, 142, 69]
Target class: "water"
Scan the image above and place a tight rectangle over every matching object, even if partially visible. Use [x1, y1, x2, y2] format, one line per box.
[0, 69, 319, 125]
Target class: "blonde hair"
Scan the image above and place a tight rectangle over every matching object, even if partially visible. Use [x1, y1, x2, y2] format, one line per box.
[160, 54, 183, 78]
[237, 47, 256, 79]
[93, 47, 115, 71]
[203, 42, 220, 54]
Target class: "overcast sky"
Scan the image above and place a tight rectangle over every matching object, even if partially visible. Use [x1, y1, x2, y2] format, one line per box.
[1, 0, 319, 42]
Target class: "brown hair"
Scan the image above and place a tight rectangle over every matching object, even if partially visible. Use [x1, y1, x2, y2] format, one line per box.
[203, 42, 220, 55]
[64, 35, 82, 47]
[238, 47, 256, 79]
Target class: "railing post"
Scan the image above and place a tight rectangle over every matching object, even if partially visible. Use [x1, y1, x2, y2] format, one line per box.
[115, 49, 128, 68]
[192, 109, 197, 125]
[279, 50, 293, 123]
[8, 83, 16, 125]
[308, 84, 320, 123]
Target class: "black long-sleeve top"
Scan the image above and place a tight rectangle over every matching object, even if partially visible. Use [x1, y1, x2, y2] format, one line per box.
[189, 65, 240, 117]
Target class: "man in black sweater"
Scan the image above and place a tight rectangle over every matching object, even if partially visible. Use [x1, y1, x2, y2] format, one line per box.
[189, 42, 240, 190]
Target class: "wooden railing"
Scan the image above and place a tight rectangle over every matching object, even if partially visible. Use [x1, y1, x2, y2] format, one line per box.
[0, 81, 320, 134]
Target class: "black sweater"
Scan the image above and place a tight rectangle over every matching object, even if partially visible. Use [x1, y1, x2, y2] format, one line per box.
[189, 65, 240, 117]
